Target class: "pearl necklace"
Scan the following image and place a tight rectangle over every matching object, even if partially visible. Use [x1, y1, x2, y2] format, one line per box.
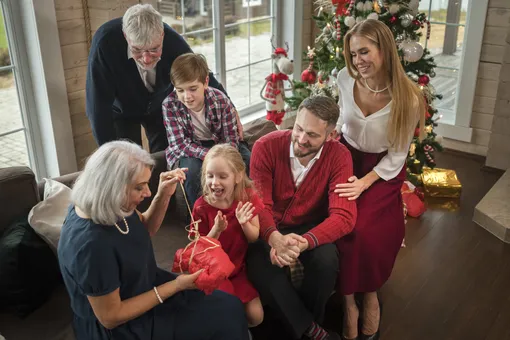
[114, 217, 129, 235]
[364, 78, 389, 93]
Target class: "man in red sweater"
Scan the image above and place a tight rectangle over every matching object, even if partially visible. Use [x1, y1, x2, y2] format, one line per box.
[247, 96, 357, 340]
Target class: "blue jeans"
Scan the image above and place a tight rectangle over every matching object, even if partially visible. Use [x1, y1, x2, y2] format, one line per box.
[179, 141, 251, 209]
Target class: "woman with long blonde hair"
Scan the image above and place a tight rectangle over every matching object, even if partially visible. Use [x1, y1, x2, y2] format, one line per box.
[334, 19, 425, 340]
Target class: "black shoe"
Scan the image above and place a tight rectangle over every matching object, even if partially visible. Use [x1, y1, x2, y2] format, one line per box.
[326, 331, 343, 340]
[360, 330, 379, 340]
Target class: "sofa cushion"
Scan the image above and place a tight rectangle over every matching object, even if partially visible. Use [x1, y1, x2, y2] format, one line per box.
[0, 216, 61, 318]
[29, 179, 72, 254]
[0, 167, 39, 236]
[242, 117, 278, 149]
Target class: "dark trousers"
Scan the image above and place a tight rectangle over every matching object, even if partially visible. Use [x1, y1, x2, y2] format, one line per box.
[113, 113, 168, 153]
[179, 141, 251, 209]
[246, 225, 339, 339]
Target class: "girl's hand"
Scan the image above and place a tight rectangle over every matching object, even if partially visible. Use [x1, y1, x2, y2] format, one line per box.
[235, 202, 255, 225]
[174, 270, 203, 291]
[213, 210, 228, 233]
[159, 168, 187, 197]
[334, 176, 367, 201]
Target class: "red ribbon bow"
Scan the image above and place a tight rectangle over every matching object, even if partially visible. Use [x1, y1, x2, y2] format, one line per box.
[332, 0, 350, 15]
[266, 73, 289, 83]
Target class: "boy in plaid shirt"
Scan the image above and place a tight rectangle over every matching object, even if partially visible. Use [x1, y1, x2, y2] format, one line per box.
[162, 53, 250, 208]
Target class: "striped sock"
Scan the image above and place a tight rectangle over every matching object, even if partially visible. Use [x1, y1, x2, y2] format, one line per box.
[305, 321, 329, 340]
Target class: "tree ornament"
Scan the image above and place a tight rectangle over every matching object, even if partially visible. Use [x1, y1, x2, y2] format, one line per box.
[323, 24, 332, 34]
[335, 18, 341, 41]
[413, 19, 421, 27]
[408, 0, 419, 15]
[345, 0, 355, 15]
[356, 2, 365, 11]
[367, 12, 379, 20]
[430, 70, 436, 78]
[332, 31, 338, 40]
[400, 13, 413, 27]
[390, 15, 397, 24]
[425, 125, 433, 134]
[388, 4, 400, 14]
[345, 16, 356, 27]
[331, 67, 339, 78]
[356, 16, 363, 24]
[414, 127, 421, 137]
[373, 1, 381, 13]
[426, 111, 431, 119]
[301, 68, 317, 84]
[418, 74, 430, 85]
[364, 1, 374, 11]
[409, 143, 416, 156]
[401, 41, 424, 62]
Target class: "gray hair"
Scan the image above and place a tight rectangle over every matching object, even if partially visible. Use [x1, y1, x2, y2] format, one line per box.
[122, 4, 164, 47]
[71, 141, 155, 226]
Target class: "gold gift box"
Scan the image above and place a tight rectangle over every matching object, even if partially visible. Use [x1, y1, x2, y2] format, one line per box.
[421, 167, 462, 198]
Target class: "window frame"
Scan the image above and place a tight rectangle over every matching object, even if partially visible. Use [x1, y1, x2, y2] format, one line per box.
[430, 0, 490, 143]
[175, 0, 281, 116]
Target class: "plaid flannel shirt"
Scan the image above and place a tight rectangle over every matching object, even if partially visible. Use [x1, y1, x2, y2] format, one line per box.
[162, 87, 240, 168]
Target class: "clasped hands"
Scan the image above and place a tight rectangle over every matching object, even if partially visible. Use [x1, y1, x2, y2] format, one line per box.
[268, 232, 308, 268]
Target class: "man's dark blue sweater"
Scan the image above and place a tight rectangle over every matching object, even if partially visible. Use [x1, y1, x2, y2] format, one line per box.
[86, 18, 226, 151]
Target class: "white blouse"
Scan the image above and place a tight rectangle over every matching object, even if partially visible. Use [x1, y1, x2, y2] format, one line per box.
[336, 68, 417, 181]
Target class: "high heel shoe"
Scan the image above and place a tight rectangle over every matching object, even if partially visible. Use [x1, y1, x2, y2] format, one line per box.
[359, 330, 379, 340]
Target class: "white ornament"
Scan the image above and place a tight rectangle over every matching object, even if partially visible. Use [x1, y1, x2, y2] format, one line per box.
[331, 67, 339, 77]
[401, 41, 424, 63]
[364, 1, 373, 12]
[356, 16, 363, 24]
[323, 25, 331, 34]
[345, 16, 356, 27]
[356, 2, 365, 11]
[367, 12, 379, 20]
[331, 31, 337, 40]
[400, 13, 413, 27]
[388, 4, 400, 14]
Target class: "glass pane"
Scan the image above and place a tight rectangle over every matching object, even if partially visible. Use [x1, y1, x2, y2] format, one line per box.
[227, 66, 249, 109]
[226, 0, 271, 20]
[249, 19, 272, 64]
[249, 59, 271, 106]
[0, 130, 29, 168]
[0, 69, 22, 135]
[226, 23, 249, 70]
[429, 0, 466, 25]
[0, 9, 11, 67]
[184, 31, 216, 72]
[427, 23, 464, 68]
[183, 0, 214, 32]
[430, 68, 458, 113]
[160, 2, 184, 33]
[418, 0, 431, 19]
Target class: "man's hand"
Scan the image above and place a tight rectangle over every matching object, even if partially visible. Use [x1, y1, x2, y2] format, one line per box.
[268, 232, 306, 266]
[158, 168, 187, 197]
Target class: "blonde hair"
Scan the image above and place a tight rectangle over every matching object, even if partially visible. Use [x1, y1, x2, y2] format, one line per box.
[343, 19, 425, 151]
[170, 53, 209, 86]
[201, 144, 255, 205]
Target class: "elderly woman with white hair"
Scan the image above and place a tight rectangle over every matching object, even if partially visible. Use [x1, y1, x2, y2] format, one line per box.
[58, 141, 249, 340]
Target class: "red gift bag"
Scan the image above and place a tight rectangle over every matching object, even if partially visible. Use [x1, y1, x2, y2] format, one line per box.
[172, 230, 235, 295]
[401, 181, 426, 218]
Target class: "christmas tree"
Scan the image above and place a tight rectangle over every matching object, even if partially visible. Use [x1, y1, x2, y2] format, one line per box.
[286, 0, 443, 185]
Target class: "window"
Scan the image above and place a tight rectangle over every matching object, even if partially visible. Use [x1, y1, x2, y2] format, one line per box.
[158, 0, 277, 115]
[418, 0, 488, 142]
[0, 0, 32, 170]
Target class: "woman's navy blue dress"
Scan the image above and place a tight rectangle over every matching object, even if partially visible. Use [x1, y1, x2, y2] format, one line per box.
[58, 207, 248, 340]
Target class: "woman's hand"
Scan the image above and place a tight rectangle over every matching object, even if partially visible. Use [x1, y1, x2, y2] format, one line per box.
[158, 168, 187, 197]
[334, 176, 367, 201]
[213, 211, 228, 233]
[174, 270, 203, 291]
[235, 202, 255, 225]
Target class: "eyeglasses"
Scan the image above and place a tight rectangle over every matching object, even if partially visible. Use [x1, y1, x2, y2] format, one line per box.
[130, 45, 162, 56]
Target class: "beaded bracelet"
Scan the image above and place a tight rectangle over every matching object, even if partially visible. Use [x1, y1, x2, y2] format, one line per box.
[153, 286, 163, 304]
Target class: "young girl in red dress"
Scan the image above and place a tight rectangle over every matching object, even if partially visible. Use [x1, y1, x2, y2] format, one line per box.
[192, 144, 264, 327]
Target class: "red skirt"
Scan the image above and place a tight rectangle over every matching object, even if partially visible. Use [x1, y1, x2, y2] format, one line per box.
[217, 267, 259, 304]
[336, 138, 405, 295]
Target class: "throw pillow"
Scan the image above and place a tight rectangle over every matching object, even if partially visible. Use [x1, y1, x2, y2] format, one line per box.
[28, 179, 72, 254]
[242, 117, 278, 149]
[0, 216, 61, 318]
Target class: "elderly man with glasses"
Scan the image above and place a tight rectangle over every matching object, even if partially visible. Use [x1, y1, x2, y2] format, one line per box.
[86, 4, 228, 153]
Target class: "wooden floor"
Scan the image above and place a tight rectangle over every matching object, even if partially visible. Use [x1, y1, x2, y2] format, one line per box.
[253, 151, 508, 340]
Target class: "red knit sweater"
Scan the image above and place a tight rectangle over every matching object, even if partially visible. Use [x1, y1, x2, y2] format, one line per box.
[250, 130, 357, 249]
